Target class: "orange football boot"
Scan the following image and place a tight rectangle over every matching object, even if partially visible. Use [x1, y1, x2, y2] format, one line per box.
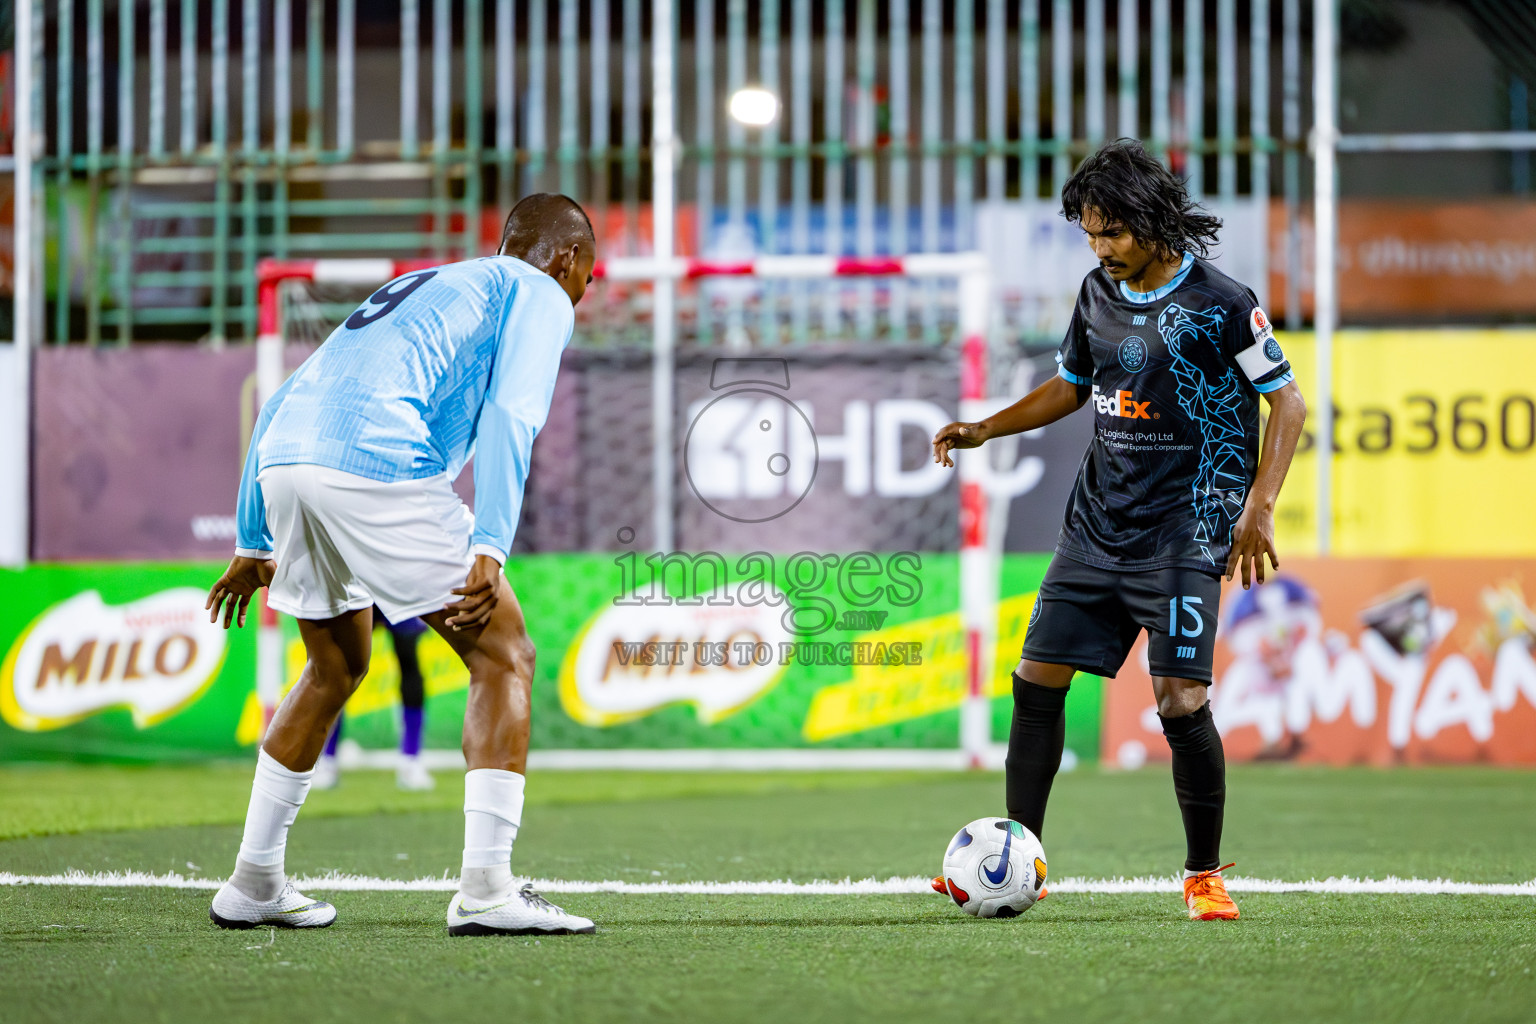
[930, 876, 1049, 901]
[1183, 863, 1239, 920]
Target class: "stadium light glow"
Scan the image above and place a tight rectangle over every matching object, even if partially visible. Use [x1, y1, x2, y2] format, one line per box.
[728, 87, 780, 127]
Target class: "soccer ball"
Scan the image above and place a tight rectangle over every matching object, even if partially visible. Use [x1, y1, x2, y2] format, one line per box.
[939, 817, 1047, 918]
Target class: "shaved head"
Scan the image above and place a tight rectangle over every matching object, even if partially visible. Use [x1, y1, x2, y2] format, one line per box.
[498, 193, 595, 266]
[498, 192, 598, 306]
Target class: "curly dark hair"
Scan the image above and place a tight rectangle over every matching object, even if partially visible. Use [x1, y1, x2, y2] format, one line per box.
[1060, 139, 1223, 260]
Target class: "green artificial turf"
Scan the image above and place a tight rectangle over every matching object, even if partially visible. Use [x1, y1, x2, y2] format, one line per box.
[3, 765, 1535, 1024]
[0, 762, 940, 840]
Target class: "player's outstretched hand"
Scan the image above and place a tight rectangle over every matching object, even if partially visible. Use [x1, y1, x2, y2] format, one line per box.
[1226, 504, 1279, 590]
[932, 421, 988, 468]
[206, 555, 276, 629]
[446, 554, 502, 631]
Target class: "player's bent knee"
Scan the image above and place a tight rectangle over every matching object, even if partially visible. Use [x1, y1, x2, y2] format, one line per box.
[304, 654, 369, 696]
[504, 634, 535, 675]
[467, 633, 535, 681]
[1016, 658, 1075, 688]
[1153, 678, 1208, 718]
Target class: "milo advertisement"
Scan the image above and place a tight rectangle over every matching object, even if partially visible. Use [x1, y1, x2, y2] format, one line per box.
[527, 551, 1097, 753]
[280, 551, 1099, 758]
[0, 564, 253, 761]
[0, 557, 1103, 764]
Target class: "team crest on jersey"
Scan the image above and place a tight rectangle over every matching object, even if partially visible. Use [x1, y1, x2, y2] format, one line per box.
[1118, 336, 1149, 373]
[1265, 337, 1283, 362]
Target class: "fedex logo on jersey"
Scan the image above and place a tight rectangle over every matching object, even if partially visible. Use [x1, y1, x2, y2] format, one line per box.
[1091, 385, 1153, 420]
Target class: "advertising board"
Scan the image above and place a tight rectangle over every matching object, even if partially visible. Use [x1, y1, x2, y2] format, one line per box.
[2, 555, 1103, 763]
[284, 553, 1100, 759]
[1269, 199, 1536, 321]
[1271, 330, 1536, 557]
[0, 563, 252, 761]
[29, 346, 1093, 560]
[1101, 559, 1536, 766]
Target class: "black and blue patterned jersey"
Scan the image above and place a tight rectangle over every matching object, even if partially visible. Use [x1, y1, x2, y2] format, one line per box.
[1051, 254, 1293, 575]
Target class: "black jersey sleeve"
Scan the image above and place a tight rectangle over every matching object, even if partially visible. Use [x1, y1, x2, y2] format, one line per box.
[1226, 291, 1293, 393]
[1054, 296, 1093, 387]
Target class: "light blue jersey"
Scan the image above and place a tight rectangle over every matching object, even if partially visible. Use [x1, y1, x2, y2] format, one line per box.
[235, 255, 575, 564]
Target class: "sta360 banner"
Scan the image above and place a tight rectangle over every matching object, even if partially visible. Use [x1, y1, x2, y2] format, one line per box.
[1272, 331, 1536, 557]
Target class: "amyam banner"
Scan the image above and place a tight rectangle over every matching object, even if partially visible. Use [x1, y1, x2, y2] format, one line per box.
[1101, 559, 1536, 767]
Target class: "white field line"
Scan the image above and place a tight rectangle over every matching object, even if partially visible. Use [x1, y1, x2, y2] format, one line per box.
[2, 871, 1535, 897]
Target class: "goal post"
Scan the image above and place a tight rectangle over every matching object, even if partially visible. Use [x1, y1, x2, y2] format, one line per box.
[252, 253, 1006, 770]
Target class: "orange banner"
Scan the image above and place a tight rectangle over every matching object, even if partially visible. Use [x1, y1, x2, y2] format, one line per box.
[1269, 199, 1536, 320]
[1102, 559, 1536, 766]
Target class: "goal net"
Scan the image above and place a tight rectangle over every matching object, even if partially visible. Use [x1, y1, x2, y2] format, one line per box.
[254, 254, 1047, 770]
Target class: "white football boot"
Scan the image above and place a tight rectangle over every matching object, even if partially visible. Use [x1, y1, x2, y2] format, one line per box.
[447, 884, 596, 936]
[396, 755, 435, 791]
[210, 881, 337, 930]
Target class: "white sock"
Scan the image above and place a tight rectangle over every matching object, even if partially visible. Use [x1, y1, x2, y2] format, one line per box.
[461, 769, 525, 900]
[230, 750, 314, 900]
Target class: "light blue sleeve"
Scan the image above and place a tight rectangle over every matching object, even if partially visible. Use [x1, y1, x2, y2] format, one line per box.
[470, 276, 575, 564]
[234, 374, 295, 557]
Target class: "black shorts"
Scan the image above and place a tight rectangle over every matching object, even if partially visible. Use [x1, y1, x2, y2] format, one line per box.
[1020, 555, 1223, 683]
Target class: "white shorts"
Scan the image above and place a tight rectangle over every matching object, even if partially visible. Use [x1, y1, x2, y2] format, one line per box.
[259, 463, 475, 623]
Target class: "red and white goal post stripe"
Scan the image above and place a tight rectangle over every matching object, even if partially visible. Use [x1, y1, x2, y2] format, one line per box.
[254, 253, 1005, 770]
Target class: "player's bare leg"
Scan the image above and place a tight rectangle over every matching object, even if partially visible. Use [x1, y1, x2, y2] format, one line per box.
[1153, 675, 1238, 920]
[212, 607, 373, 929]
[423, 574, 594, 935]
[422, 575, 534, 774]
[263, 608, 375, 770]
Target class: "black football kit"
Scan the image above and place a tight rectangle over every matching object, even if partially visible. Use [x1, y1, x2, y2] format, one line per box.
[1008, 251, 1289, 878]
[1021, 253, 1292, 682]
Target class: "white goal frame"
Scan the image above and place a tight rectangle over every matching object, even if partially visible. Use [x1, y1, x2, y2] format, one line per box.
[254, 254, 1008, 771]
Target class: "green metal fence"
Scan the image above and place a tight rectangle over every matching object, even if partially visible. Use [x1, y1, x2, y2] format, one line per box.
[20, 0, 1297, 347]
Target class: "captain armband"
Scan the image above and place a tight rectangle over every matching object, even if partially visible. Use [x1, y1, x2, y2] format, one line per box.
[1234, 306, 1293, 394]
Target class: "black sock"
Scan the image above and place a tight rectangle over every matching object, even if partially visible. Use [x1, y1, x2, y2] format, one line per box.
[1005, 672, 1069, 840]
[394, 634, 424, 709]
[1159, 702, 1226, 873]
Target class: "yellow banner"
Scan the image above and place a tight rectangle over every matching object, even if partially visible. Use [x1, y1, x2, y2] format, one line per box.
[1273, 330, 1536, 558]
[235, 628, 469, 746]
[801, 593, 1036, 742]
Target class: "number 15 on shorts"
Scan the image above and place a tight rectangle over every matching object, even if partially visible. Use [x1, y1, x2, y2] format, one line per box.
[1168, 595, 1204, 636]
[1169, 596, 1204, 662]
